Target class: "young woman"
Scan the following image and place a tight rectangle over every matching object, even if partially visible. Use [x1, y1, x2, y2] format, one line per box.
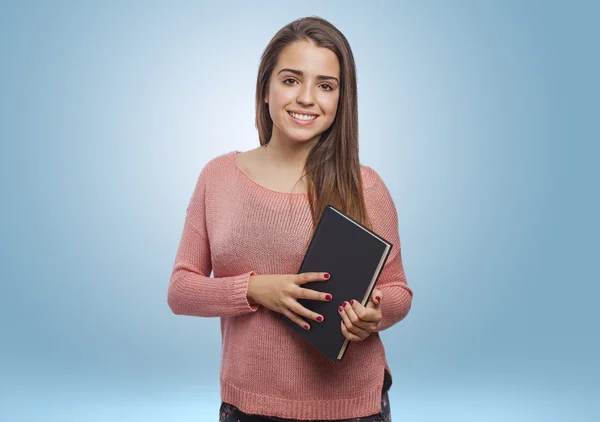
[168, 16, 413, 422]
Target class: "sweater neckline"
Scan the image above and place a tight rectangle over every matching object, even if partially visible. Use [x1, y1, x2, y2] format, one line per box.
[233, 150, 309, 197]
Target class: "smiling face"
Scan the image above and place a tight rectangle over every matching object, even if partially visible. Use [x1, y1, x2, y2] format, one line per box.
[265, 40, 341, 146]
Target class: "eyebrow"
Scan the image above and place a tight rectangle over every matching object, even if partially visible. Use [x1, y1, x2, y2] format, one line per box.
[277, 68, 339, 84]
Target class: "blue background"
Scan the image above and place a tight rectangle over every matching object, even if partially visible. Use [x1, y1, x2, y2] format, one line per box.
[1, 1, 598, 421]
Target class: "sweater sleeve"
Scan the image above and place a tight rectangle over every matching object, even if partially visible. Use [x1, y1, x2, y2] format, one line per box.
[365, 168, 413, 332]
[167, 164, 260, 317]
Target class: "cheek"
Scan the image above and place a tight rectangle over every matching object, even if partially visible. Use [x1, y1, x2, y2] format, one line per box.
[323, 96, 339, 120]
[269, 85, 295, 108]
[268, 93, 292, 121]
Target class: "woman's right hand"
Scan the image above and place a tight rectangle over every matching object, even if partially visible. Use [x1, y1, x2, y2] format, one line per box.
[247, 272, 332, 330]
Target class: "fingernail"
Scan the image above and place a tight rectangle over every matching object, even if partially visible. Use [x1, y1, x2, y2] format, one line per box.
[350, 300, 355, 305]
[338, 306, 343, 312]
[324, 273, 330, 279]
[304, 325, 309, 330]
[342, 301, 348, 307]
[316, 316, 323, 322]
[325, 294, 332, 301]
[376, 296, 381, 302]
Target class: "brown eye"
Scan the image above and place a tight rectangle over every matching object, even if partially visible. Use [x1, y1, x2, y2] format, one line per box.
[283, 78, 298, 85]
[320, 84, 334, 91]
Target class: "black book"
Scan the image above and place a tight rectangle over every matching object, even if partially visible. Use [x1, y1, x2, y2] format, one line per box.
[279, 204, 393, 362]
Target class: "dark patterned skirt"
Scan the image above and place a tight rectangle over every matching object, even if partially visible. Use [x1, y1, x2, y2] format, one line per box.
[219, 369, 392, 422]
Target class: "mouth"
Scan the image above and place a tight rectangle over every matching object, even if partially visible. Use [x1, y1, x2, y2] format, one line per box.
[287, 110, 319, 124]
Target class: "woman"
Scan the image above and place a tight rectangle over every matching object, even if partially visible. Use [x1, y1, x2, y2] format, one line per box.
[168, 16, 413, 421]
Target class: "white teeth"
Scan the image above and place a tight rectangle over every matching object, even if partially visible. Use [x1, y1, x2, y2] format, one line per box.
[289, 112, 317, 121]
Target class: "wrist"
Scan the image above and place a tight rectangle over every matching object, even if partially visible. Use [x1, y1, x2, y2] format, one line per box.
[247, 274, 257, 305]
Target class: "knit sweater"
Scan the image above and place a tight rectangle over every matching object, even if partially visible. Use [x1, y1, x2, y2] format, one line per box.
[167, 150, 413, 420]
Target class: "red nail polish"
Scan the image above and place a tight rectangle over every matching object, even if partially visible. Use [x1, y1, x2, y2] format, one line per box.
[304, 325, 309, 330]
[338, 306, 343, 312]
[325, 294, 332, 300]
[350, 300, 354, 305]
[324, 273, 330, 279]
[317, 316, 323, 322]
[342, 301, 347, 307]
[376, 296, 381, 302]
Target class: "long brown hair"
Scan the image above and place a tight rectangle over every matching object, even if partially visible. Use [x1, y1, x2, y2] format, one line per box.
[255, 16, 372, 233]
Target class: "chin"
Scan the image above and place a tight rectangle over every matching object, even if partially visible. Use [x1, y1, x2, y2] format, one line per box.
[288, 126, 330, 143]
[288, 133, 322, 144]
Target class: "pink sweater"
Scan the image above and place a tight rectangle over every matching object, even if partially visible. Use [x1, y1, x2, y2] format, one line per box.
[168, 150, 413, 420]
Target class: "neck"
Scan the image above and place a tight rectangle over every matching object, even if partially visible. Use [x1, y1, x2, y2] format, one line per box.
[263, 135, 319, 171]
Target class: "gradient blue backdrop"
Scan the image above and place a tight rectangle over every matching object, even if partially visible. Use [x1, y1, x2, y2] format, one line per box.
[1, 1, 598, 421]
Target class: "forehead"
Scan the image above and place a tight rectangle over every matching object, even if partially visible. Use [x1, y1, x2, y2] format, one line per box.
[276, 41, 340, 77]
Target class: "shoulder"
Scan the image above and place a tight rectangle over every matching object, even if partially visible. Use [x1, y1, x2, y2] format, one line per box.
[203, 150, 237, 172]
[360, 164, 386, 191]
[359, 166, 401, 243]
[196, 150, 237, 182]
[186, 151, 238, 216]
[360, 164, 398, 218]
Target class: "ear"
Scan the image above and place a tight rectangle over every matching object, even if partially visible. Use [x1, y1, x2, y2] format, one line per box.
[264, 96, 269, 104]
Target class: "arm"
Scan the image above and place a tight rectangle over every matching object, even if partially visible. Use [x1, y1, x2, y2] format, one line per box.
[167, 166, 259, 317]
[366, 170, 413, 332]
[373, 246, 412, 332]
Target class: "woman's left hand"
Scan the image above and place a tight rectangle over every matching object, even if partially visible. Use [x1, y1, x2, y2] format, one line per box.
[339, 289, 383, 341]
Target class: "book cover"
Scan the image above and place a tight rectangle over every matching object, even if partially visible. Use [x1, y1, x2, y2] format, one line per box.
[280, 204, 393, 362]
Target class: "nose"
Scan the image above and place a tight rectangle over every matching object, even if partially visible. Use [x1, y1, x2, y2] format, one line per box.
[296, 84, 315, 106]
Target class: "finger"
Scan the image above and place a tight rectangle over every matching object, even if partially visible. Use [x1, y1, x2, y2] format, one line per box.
[371, 289, 383, 306]
[341, 319, 364, 341]
[345, 300, 379, 332]
[295, 272, 330, 285]
[348, 299, 379, 323]
[282, 308, 311, 331]
[288, 298, 325, 324]
[338, 303, 369, 337]
[342, 300, 374, 331]
[294, 284, 333, 303]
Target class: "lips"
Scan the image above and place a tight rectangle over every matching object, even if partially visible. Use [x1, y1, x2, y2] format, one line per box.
[287, 109, 318, 117]
[287, 111, 319, 126]
[287, 110, 318, 122]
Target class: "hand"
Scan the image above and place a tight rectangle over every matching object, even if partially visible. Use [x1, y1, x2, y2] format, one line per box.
[247, 272, 333, 330]
[339, 288, 383, 341]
